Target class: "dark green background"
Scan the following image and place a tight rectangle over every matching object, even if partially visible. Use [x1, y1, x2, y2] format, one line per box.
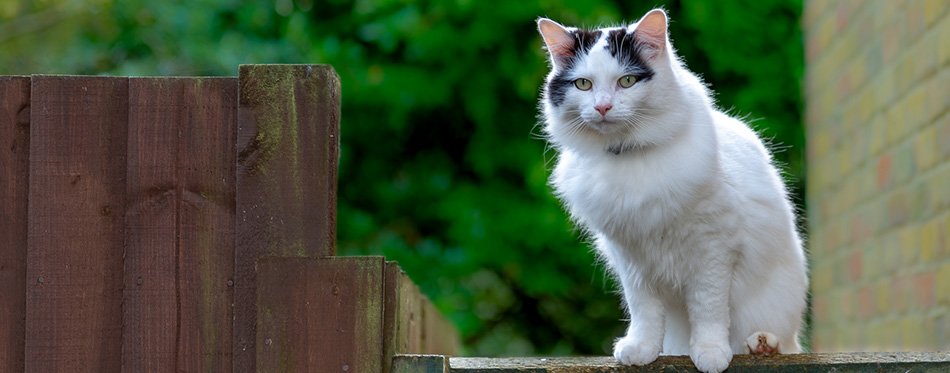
[0, 0, 805, 356]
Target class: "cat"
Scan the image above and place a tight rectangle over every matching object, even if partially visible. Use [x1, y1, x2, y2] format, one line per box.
[536, 9, 808, 373]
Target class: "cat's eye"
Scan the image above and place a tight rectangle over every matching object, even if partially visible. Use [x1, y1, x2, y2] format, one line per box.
[619, 75, 637, 88]
[574, 78, 592, 91]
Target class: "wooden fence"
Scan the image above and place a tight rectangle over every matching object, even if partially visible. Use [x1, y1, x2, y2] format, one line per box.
[0, 65, 458, 373]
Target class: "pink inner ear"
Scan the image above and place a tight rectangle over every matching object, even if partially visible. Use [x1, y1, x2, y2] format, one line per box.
[539, 20, 575, 61]
[635, 10, 668, 53]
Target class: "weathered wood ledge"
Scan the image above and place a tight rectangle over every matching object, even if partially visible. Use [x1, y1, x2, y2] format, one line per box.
[395, 352, 950, 372]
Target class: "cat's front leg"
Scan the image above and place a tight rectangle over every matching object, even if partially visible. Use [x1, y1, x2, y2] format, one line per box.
[685, 255, 733, 373]
[614, 277, 665, 366]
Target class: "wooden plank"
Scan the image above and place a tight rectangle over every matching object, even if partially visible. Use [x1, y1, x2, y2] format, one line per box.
[26, 75, 129, 372]
[255, 257, 384, 372]
[397, 271, 424, 354]
[0, 76, 30, 373]
[233, 64, 341, 369]
[448, 353, 950, 372]
[422, 297, 459, 356]
[173, 77, 237, 372]
[122, 77, 237, 372]
[383, 262, 400, 373]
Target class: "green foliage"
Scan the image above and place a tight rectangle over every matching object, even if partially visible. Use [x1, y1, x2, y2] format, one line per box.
[0, 0, 804, 356]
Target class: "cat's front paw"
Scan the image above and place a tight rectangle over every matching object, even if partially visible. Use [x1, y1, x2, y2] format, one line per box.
[689, 343, 732, 373]
[613, 336, 660, 366]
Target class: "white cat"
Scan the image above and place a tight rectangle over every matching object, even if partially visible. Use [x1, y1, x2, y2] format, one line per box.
[537, 9, 808, 373]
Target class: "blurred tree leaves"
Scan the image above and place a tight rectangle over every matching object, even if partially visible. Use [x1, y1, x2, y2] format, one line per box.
[0, 0, 804, 356]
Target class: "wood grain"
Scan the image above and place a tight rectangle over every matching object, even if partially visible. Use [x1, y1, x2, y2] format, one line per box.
[123, 77, 237, 372]
[255, 257, 384, 372]
[0, 76, 30, 373]
[26, 75, 129, 372]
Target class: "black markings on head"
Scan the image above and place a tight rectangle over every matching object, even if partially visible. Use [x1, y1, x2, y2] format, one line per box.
[547, 29, 601, 107]
[605, 28, 655, 82]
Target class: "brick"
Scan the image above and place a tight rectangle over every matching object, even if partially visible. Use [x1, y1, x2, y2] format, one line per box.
[940, 113, 950, 161]
[885, 96, 908, 145]
[859, 285, 874, 319]
[900, 316, 924, 350]
[880, 19, 903, 64]
[876, 152, 892, 190]
[939, 312, 950, 349]
[812, 262, 834, 294]
[851, 212, 873, 245]
[915, 272, 935, 309]
[929, 166, 950, 212]
[813, 294, 830, 324]
[882, 233, 902, 275]
[861, 239, 878, 281]
[893, 275, 912, 314]
[897, 52, 920, 95]
[923, 0, 949, 28]
[809, 11, 838, 63]
[840, 287, 856, 320]
[939, 14, 950, 66]
[904, 0, 928, 45]
[849, 125, 870, 169]
[866, 320, 884, 351]
[848, 250, 863, 281]
[811, 125, 834, 163]
[875, 66, 899, 108]
[922, 219, 939, 262]
[937, 263, 950, 305]
[941, 214, 950, 259]
[868, 115, 887, 156]
[876, 280, 891, 314]
[887, 188, 910, 228]
[869, 198, 889, 233]
[893, 141, 916, 185]
[910, 180, 932, 221]
[858, 164, 878, 202]
[905, 84, 928, 131]
[926, 74, 946, 126]
[803, 1, 829, 30]
[914, 125, 940, 172]
[882, 318, 901, 350]
[900, 227, 920, 265]
[944, 214, 950, 258]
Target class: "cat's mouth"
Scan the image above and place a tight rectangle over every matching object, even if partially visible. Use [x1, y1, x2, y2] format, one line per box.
[585, 117, 627, 135]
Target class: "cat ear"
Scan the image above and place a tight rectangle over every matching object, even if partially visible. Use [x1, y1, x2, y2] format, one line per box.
[633, 9, 668, 58]
[538, 18, 574, 69]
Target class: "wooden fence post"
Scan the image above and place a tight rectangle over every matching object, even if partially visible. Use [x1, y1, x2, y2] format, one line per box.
[0, 76, 30, 373]
[233, 64, 341, 371]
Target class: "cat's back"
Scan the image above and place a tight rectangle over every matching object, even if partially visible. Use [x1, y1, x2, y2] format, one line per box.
[711, 111, 788, 205]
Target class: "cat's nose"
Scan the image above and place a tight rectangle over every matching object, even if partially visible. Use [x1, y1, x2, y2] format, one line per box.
[595, 103, 613, 116]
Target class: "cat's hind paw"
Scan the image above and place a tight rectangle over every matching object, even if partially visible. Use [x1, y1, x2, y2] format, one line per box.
[613, 336, 660, 366]
[745, 331, 780, 356]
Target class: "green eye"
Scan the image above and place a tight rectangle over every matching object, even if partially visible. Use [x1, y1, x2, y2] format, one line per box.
[619, 75, 637, 88]
[574, 78, 592, 91]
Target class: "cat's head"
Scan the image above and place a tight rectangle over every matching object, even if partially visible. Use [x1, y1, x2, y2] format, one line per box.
[538, 9, 701, 154]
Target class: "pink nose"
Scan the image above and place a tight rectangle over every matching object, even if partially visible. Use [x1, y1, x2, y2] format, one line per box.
[595, 103, 612, 116]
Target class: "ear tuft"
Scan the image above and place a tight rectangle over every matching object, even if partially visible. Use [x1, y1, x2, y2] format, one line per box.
[538, 18, 575, 69]
[634, 9, 668, 57]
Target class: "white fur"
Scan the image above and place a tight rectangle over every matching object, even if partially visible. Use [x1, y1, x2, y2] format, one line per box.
[539, 10, 807, 373]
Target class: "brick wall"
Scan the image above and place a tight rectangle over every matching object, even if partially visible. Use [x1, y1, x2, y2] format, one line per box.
[804, 0, 950, 352]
